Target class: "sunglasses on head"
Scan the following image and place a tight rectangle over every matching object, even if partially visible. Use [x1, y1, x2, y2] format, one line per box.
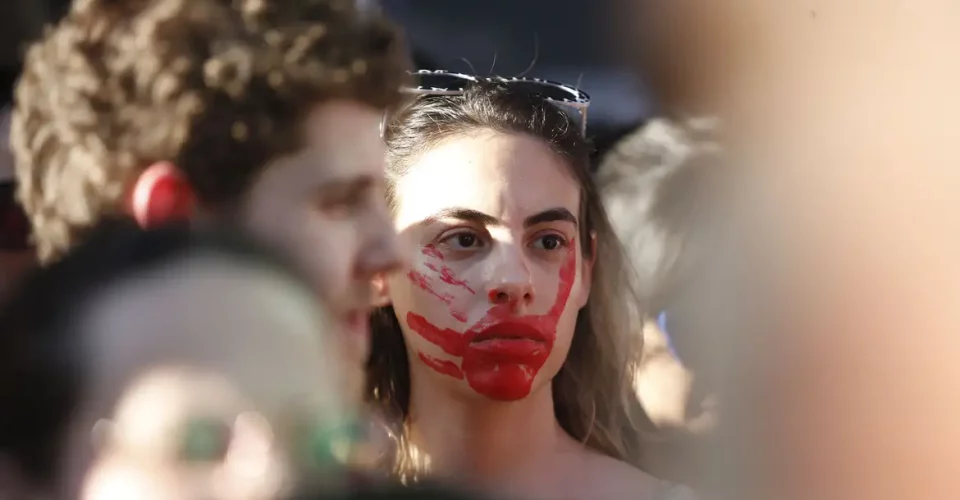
[0, 181, 29, 251]
[397, 70, 591, 136]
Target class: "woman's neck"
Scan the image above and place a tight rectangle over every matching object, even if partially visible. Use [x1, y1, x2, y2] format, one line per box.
[405, 366, 579, 484]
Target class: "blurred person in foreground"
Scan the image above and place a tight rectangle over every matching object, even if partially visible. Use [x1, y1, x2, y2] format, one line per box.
[369, 76, 695, 499]
[597, 117, 722, 485]
[616, 2, 960, 500]
[289, 482, 490, 500]
[0, 222, 357, 499]
[10, 0, 411, 390]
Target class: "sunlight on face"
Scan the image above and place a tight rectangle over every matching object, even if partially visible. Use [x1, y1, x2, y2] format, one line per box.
[65, 256, 352, 499]
[387, 130, 591, 402]
[242, 100, 405, 366]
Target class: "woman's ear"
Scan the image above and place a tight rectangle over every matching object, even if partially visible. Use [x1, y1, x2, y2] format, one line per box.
[371, 272, 392, 307]
[576, 231, 598, 308]
[127, 162, 197, 228]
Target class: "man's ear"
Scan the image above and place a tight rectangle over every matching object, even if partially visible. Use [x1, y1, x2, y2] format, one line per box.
[371, 272, 392, 307]
[576, 231, 598, 309]
[127, 162, 197, 229]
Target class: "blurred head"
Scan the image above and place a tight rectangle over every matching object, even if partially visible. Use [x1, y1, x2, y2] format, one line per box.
[11, 0, 412, 360]
[0, 222, 354, 499]
[597, 117, 722, 432]
[368, 81, 644, 474]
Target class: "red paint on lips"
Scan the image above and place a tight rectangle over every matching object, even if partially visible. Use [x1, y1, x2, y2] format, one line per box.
[407, 239, 578, 401]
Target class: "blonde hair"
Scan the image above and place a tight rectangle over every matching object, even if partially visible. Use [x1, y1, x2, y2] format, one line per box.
[366, 82, 649, 480]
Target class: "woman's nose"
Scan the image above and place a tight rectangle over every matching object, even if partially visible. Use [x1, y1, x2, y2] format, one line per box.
[485, 243, 536, 311]
[487, 280, 535, 310]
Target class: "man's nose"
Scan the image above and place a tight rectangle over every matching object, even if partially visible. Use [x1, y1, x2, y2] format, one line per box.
[485, 247, 536, 312]
[357, 204, 407, 278]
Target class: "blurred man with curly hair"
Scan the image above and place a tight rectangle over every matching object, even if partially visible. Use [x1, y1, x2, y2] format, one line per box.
[11, 0, 412, 372]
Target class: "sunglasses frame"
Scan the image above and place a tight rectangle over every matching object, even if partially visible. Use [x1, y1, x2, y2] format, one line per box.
[384, 70, 591, 137]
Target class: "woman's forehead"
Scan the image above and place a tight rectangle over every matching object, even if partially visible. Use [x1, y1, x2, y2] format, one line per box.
[394, 130, 581, 229]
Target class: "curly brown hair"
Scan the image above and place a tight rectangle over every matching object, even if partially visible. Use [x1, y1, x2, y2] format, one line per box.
[11, 0, 411, 263]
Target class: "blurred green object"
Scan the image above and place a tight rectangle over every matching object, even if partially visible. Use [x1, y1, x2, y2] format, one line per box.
[179, 417, 231, 462]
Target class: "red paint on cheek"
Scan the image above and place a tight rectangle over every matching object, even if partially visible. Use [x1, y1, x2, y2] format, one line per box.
[425, 262, 476, 294]
[407, 245, 476, 324]
[422, 245, 444, 260]
[407, 270, 454, 305]
[406, 313, 468, 356]
[407, 240, 579, 401]
[418, 352, 464, 380]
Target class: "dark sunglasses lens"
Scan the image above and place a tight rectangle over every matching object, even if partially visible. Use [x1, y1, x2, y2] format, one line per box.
[0, 182, 29, 251]
[415, 73, 472, 92]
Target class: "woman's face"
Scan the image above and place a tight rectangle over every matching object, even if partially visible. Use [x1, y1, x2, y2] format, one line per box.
[62, 255, 355, 499]
[385, 130, 593, 402]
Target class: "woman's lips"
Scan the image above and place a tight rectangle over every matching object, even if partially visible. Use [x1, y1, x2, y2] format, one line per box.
[466, 320, 550, 358]
[468, 338, 547, 357]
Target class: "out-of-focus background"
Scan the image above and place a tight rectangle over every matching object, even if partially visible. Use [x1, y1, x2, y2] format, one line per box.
[383, 0, 654, 162]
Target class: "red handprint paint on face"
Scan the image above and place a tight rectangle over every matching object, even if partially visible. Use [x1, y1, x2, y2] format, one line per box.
[406, 245, 475, 323]
[407, 239, 578, 401]
[424, 262, 475, 294]
[418, 352, 464, 379]
[407, 270, 455, 305]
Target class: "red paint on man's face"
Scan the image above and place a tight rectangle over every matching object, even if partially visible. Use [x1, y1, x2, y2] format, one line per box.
[405, 239, 578, 401]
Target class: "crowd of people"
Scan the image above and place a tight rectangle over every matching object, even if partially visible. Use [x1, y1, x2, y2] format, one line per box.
[3, 1, 960, 499]
[0, 1, 707, 498]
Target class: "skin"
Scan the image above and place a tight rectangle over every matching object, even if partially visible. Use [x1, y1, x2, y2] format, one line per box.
[57, 255, 350, 500]
[618, 2, 960, 499]
[380, 130, 661, 499]
[242, 100, 406, 373]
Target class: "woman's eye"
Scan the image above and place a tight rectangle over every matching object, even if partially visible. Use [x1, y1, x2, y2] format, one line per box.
[532, 234, 568, 251]
[442, 231, 484, 250]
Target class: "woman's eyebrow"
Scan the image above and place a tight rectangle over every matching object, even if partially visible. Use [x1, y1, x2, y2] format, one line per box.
[420, 207, 500, 226]
[523, 207, 578, 228]
[417, 206, 578, 228]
